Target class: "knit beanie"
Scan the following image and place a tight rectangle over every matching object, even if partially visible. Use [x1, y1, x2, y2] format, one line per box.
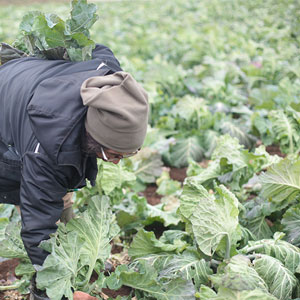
[80, 71, 149, 153]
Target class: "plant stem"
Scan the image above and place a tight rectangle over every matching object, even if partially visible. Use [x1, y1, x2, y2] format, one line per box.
[225, 234, 231, 259]
[210, 259, 221, 269]
[211, 259, 221, 265]
[243, 244, 264, 254]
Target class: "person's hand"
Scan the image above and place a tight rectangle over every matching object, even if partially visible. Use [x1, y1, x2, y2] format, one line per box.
[73, 291, 98, 300]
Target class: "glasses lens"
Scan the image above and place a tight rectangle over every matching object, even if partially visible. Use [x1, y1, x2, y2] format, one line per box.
[102, 148, 139, 160]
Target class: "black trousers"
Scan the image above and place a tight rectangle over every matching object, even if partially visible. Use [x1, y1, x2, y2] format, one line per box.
[0, 140, 21, 205]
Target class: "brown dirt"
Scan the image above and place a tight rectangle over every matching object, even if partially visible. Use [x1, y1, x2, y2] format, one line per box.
[0, 259, 19, 281]
[111, 243, 124, 255]
[0, 259, 29, 300]
[101, 286, 132, 299]
[265, 145, 286, 157]
[169, 167, 187, 182]
[142, 184, 162, 205]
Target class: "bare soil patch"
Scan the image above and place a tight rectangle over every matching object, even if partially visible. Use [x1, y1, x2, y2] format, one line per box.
[0, 259, 28, 300]
[101, 286, 131, 299]
[169, 167, 187, 182]
[266, 144, 286, 157]
[142, 184, 162, 205]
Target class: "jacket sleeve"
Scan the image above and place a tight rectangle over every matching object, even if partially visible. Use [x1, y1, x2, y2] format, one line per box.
[20, 149, 70, 266]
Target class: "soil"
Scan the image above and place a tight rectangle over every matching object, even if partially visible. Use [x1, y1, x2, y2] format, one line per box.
[141, 167, 188, 206]
[265, 144, 286, 157]
[169, 167, 187, 182]
[0, 259, 27, 300]
[142, 184, 162, 206]
[101, 287, 131, 299]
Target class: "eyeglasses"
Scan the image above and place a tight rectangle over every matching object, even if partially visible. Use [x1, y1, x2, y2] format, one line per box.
[100, 147, 139, 162]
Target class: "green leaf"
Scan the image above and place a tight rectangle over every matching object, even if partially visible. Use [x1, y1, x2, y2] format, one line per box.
[187, 160, 220, 187]
[197, 285, 217, 299]
[251, 112, 274, 146]
[211, 135, 263, 190]
[128, 229, 186, 260]
[19, 11, 42, 33]
[203, 130, 219, 158]
[0, 217, 9, 241]
[130, 148, 163, 183]
[37, 196, 119, 298]
[221, 120, 255, 149]
[98, 161, 136, 195]
[144, 203, 181, 227]
[259, 157, 300, 205]
[254, 255, 298, 300]
[156, 170, 181, 196]
[179, 177, 210, 220]
[14, 0, 98, 61]
[269, 110, 300, 154]
[253, 145, 282, 170]
[240, 236, 300, 273]
[37, 229, 82, 300]
[0, 221, 29, 260]
[32, 14, 66, 49]
[114, 194, 148, 229]
[158, 249, 213, 289]
[67, 43, 95, 61]
[128, 230, 168, 259]
[214, 287, 278, 300]
[239, 225, 257, 247]
[179, 179, 241, 258]
[210, 255, 268, 292]
[65, 0, 99, 37]
[198, 281, 277, 299]
[67, 196, 119, 282]
[163, 136, 204, 168]
[119, 261, 195, 300]
[171, 95, 208, 121]
[15, 260, 35, 277]
[171, 95, 213, 130]
[282, 204, 300, 246]
[105, 265, 129, 290]
[244, 216, 273, 240]
[249, 85, 279, 110]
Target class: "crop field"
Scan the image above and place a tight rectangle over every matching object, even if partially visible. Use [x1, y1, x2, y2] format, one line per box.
[1, 0, 300, 299]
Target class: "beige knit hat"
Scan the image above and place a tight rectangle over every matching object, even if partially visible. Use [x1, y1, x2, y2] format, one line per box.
[81, 71, 149, 153]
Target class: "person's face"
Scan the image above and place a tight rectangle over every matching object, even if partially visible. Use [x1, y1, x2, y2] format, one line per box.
[96, 147, 139, 164]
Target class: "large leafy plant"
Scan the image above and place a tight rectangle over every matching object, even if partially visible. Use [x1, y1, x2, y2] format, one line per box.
[37, 196, 119, 300]
[2, 0, 99, 62]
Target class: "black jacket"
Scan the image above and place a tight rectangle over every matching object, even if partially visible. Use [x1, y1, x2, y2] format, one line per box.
[0, 44, 122, 265]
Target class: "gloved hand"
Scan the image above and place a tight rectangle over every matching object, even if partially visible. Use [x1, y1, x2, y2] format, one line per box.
[74, 291, 98, 300]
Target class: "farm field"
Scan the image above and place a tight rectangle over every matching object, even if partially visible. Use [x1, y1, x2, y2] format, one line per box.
[1, 0, 300, 299]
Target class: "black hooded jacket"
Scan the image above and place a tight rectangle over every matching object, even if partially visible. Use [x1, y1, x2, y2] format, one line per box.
[0, 44, 122, 265]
